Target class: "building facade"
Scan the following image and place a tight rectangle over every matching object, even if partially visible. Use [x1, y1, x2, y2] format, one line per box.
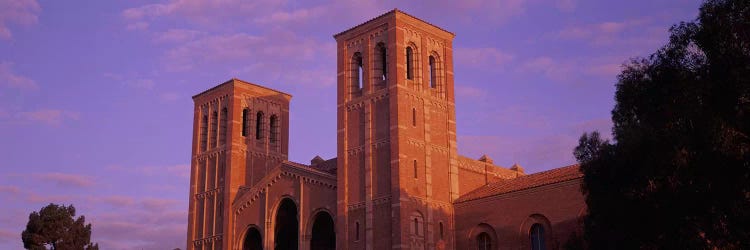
[187, 9, 586, 250]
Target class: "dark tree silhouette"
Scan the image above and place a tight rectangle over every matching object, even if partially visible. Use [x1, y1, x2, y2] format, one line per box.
[573, 0, 750, 249]
[21, 203, 99, 250]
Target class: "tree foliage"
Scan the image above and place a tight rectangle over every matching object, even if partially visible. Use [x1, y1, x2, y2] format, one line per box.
[574, 0, 750, 249]
[21, 203, 99, 250]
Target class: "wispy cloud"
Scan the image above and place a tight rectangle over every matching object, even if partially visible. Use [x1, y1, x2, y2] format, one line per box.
[454, 47, 514, 70]
[0, 228, 16, 243]
[160, 92, 181, 102]
[90, 195, 136, 207]
[0, 185, 21, 195]
[518, 56, 574, 81]
[125, 21, 148, 31]
[556, 0, 576, 12]
[142, 198, 180, 212]
[554, 18, 666, 47]
[122, 0, 284, 29]
[163, 31, 327, 73]
[255, 6, 326, 24]
[91, 205, 186, 249]
[0, 61, 38, 91]
[17, 109, 80, 126]
[516, 55, 630, 82]
[0, 0, 40, 40]
[25, 192, 73, 204]
[124, 78, 155, 90]
[455, 85, 486, 99]
[107, 164, 190, 179]
[152, 28, 202, 44]
[33, 172, 95, 188]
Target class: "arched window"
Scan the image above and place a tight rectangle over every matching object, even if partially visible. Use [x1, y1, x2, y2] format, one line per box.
[211, 111, 218, 148]
[355, 222, 360, 241]
[530, 223, 546, 250]
[406, 47, 414, 80]
[413, 160, 418, 179]
[242, 108, 249, 137]
[429, 55, 436, 88]
[439, 222, 444, 239]
[200, 115, 208, 151]
[255, 111, 264, 140]
[412, 108, 417, 126]
[220, 108, 228, 145]
[414, 218, 420, 236]
[477, 232, 492, 250]
[242, 226, 263, 250]
[411, 212, 424, 237]
[375, 43, 387, 82]
[352, 52, 363, 93]
[269, 115, 279, 144]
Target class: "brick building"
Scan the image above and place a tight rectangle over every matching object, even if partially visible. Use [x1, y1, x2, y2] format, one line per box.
[186, 9, 586, 250]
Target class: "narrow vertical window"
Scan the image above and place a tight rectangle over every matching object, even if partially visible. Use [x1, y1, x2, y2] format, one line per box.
[357, 58, 365, 89]
[429, 55, 436, 88]
[211, 111, 218, 148]
[439, 222, 444, 239]
[412, 108, 416, 127]
[406, 47, 414, 80]
[380, 44, 387, 81]
[531, 224, 546, 250]
[413, 160, 418, 179]
[269, 115, 279, 144]
[355, 222, 360, 240]
[200, 115, 208, 151]
[352, 52, 363, 92]
[220, 108, 227, 145]
[256, 111, 264, 140]
[242, 108, 249, 137]
[414, 218, 419, 236]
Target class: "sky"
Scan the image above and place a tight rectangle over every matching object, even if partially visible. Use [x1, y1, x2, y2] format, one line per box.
[0, 0, 702, 249]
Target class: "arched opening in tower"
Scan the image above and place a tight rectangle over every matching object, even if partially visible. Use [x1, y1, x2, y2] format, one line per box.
[243, 227, 263, 250]
[274, 198, 298, 250]
[310, 211, 335, 250]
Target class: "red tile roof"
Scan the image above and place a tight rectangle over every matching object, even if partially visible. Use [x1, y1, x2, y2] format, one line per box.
[455, 164, 582, 203]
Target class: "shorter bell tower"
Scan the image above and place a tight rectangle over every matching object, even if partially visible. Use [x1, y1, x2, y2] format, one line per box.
[187, 78, 291, 250]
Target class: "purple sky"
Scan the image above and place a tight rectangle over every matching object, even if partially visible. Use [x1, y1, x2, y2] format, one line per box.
[0, 0, 701, 249]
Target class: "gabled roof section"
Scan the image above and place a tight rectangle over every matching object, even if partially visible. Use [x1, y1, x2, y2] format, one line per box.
[192, 78, 293, 99]
[333, 8, 455, 39]
[455, 164, 582, 203]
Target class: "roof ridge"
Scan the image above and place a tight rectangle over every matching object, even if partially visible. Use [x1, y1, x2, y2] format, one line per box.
[333, 8, 455, 39]
[454, 164, 582, 203]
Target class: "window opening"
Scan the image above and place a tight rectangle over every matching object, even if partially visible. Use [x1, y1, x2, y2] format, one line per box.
[477, 232, 492, 250]
[531, 224, 546, 250]
[429, 55, 436, 88]
[256, 112, 264, 140]
[406, 47, 414, 80]
[242, 109, 249, 137]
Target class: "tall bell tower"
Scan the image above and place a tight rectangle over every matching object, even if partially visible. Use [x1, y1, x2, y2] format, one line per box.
[334, 9, 459, 250]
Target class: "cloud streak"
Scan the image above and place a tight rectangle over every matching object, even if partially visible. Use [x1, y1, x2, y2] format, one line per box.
[454, 47, 514, 70]
[33, 173, 95, 188]
[0, 0, 40, 40]
[0, 61, 38, 91]
[17, 109, 80, 126]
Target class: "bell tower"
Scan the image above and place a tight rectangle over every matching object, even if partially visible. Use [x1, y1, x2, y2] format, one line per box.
[187, 78, 291, 250]
[334, 9, 459, 250]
